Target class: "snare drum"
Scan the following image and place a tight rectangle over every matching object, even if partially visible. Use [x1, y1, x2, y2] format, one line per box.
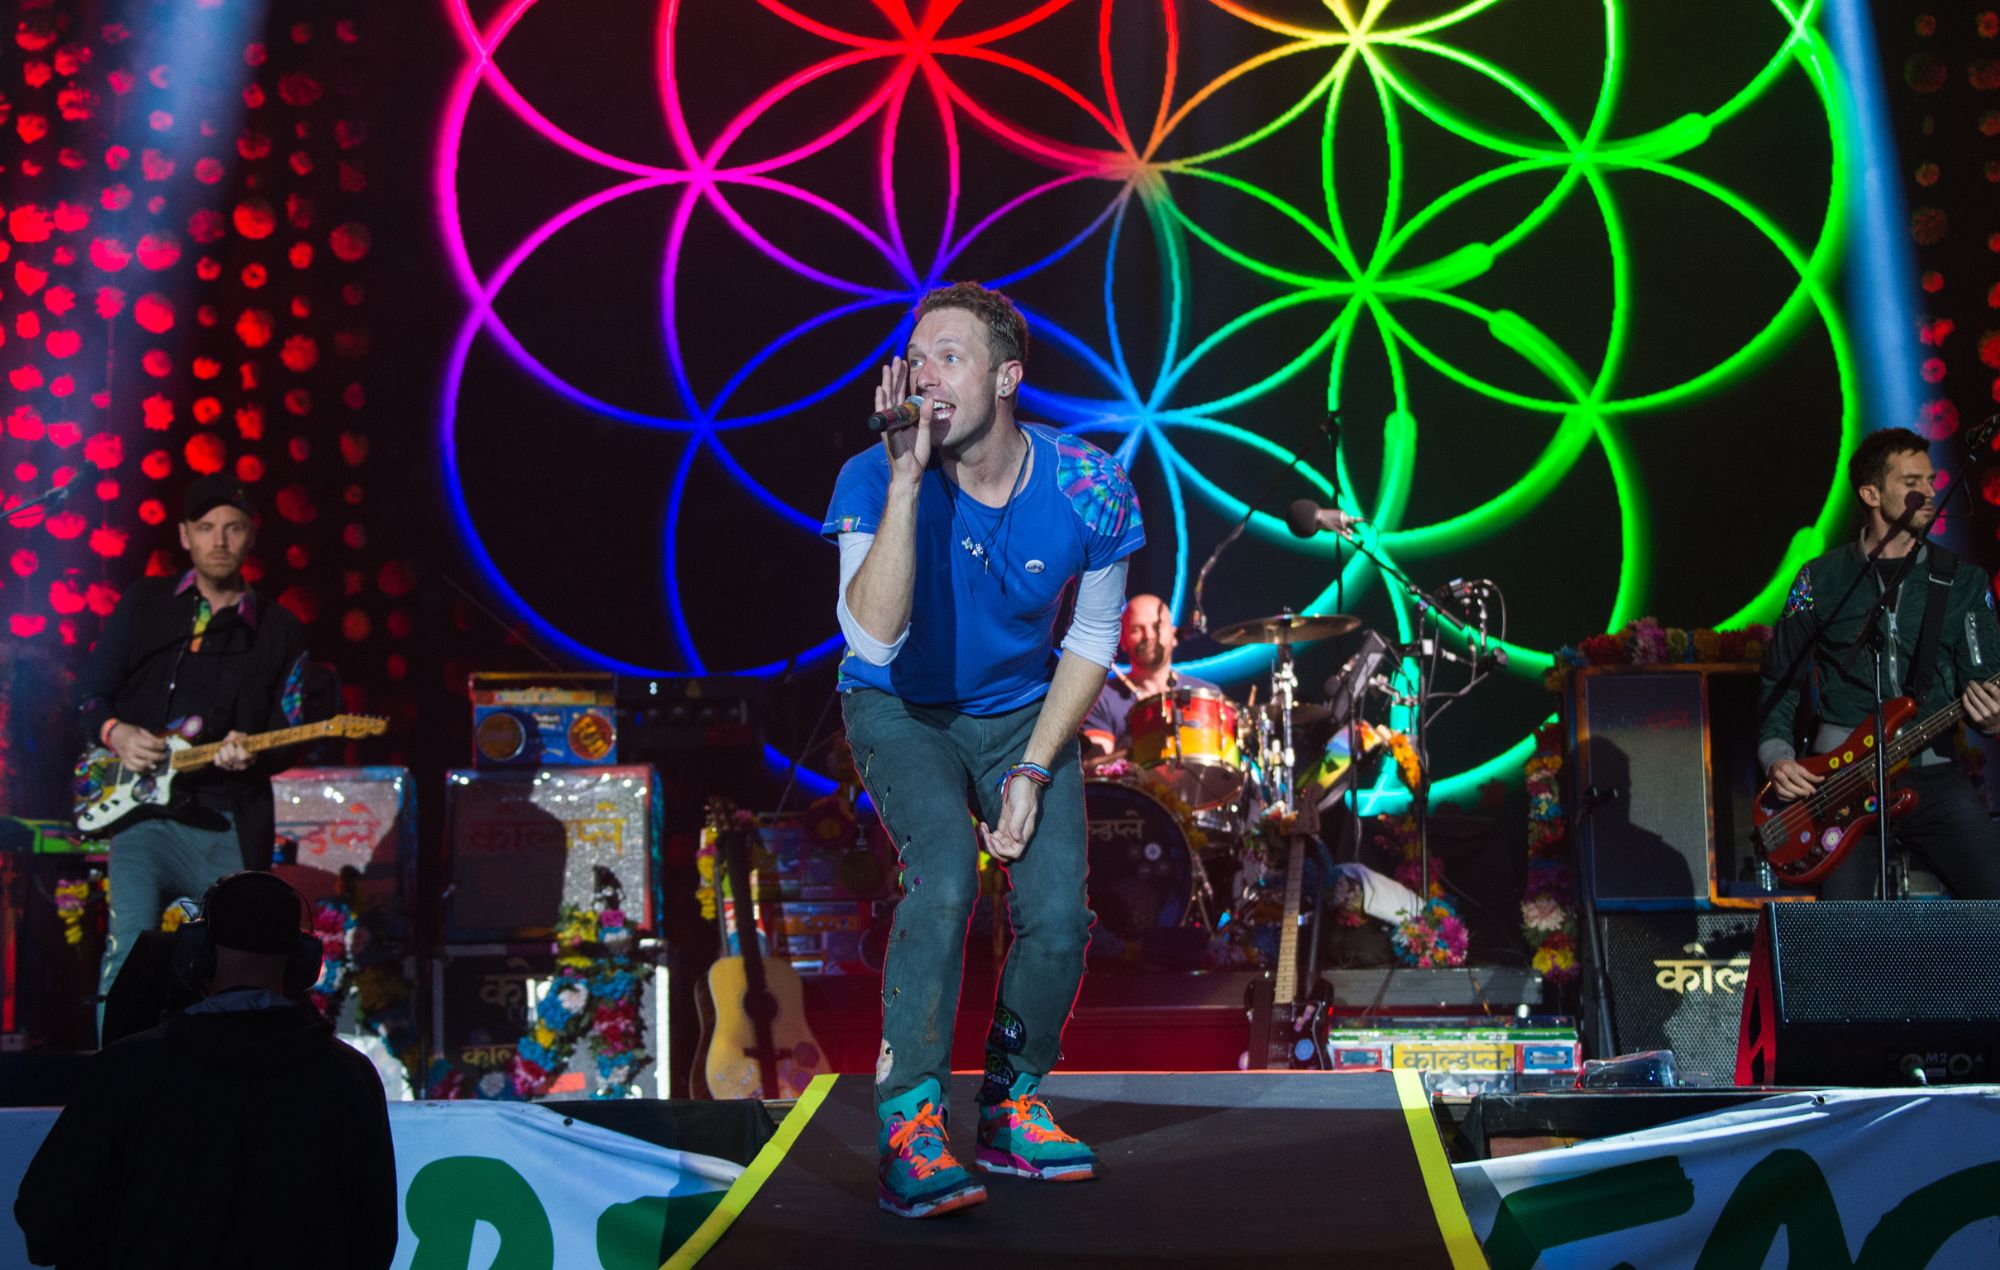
[1084, 778, 1197, 939]
[1128, 686, 1243, 809]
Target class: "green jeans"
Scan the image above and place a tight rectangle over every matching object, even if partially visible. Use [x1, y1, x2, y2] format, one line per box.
[842, 688, 1090, 1117]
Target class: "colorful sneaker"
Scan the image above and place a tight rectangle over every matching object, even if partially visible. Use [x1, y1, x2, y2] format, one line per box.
[976, 1072, 1098, 1181]
[878, 1080, 988, 1218]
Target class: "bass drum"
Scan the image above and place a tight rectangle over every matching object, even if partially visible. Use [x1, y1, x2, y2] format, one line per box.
[1084, 778, 1196, 939]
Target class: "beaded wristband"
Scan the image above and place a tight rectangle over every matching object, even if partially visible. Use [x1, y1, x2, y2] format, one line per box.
[998, 761, 1053, 793]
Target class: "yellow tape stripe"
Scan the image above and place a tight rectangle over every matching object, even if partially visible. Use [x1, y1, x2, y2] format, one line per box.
[1393, 1069, 1486, 1269]
[661, 1074, 838, 1270]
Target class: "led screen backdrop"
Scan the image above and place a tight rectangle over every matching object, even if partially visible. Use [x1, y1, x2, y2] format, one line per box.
[441, 0, 1870, 799]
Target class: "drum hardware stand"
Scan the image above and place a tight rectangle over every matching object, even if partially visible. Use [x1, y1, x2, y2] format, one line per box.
[1314, 529, 1503, 909]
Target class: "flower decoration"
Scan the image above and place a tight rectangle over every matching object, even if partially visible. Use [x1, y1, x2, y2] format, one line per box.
[1392, 897, 1470, 968]
[1543, 618, 1772, 689]
[53, 870, 103, 945]
[440, 866, 652, 1101]
[1521, 722, 1580, 983]
[1369, 814, 1469, 966]
[306, 895, 356, 1015]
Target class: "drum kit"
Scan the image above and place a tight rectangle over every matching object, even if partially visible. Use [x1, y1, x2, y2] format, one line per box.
[1081, 609, 1373, 961]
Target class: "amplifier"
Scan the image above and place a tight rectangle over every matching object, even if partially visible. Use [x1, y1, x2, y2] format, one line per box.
[470, 672, 617, 768]
[1737, 901, 2000, 1087]
[1595, 909, 1759, 1085]
[443, 765, 661, 941]
[429, 944, 663, 1098]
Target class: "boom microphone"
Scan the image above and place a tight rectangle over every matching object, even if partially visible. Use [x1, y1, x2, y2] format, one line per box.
[1286, 498, 1366, 539]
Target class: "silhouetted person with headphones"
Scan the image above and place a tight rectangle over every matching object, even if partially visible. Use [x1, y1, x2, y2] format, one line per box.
[14, 872, 398, 1269]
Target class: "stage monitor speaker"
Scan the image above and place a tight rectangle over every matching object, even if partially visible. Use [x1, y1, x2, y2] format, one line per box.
[1735, 900, 2000, 1087]
[1594, 909, 1759, 1085]
[1568, 666, 1788, 910]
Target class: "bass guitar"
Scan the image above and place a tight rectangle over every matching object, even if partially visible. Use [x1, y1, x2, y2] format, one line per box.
[73, 714, 388, 836]
[699, 804, 826, 1100]
[1751, 684, 1986, 885]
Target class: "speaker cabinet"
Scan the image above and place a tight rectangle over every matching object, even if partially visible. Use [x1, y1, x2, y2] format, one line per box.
[1567, 665, 1801, 910]
[1736, 901, 2000, 1086]
[1595, 909, 1760, 1086]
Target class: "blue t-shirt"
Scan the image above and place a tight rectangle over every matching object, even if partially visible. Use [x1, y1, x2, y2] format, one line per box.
[823, 423, 1144, 714]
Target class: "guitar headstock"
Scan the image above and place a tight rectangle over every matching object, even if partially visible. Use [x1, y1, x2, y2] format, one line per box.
[333, 714, 390, 740]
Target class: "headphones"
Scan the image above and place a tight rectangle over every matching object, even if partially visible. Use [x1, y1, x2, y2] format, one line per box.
[170, 870, 324, 1000]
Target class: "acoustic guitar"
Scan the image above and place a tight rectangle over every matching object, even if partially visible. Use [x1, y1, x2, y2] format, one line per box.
[698, 802, 826, 1100]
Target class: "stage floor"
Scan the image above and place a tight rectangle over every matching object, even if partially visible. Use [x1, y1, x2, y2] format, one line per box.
[674, 1070, 1482, 1268]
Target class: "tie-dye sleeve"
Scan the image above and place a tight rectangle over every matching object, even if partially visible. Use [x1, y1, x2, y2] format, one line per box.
[1054, 434, 1144, 570]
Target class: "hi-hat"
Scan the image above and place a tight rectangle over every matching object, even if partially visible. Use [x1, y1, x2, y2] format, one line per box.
[1209, 612, 1361, 647]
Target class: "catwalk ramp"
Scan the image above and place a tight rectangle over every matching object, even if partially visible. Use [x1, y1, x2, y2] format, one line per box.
[671, 1070, 1482, 1268]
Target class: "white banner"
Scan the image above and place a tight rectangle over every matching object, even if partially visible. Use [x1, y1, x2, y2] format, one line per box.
[3, 1102, 742, 1270]
[389, 1103, 742, 1270]
[1452, 1087, 2000, 1269]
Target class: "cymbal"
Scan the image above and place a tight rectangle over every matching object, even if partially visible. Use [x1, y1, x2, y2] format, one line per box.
[1208, 612, 1361, 647]
[1254, 699, 1334, 726]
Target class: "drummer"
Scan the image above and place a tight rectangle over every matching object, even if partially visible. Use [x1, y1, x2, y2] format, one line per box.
[1082, 594, 1220, 762]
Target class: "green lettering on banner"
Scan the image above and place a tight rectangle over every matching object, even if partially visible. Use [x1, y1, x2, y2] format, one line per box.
[1699, 1152, 2000, 1270]
[1693, 1149, 1851, 1269]
[1486, 1148, 2000, 1270]
[597, 1195, 725, 1270]
[406, 1156, 556, 1270]
[1483, 1157, 1696, 1270]
[1857, 1160, 2000, 1267]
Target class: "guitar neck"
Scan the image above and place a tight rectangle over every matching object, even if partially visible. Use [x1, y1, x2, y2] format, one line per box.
[169, 717, 347, 772]
[1885, 670, 2000, 764]
[1272, 835, 1307, 1006]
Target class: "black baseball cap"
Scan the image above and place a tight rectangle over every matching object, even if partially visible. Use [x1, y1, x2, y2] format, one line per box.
[183, 473, 255, 522]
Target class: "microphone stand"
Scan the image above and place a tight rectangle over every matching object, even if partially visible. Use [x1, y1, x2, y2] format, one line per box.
[1302, 525, 1494, 916]
[1188, 441, 1317, 637]
[3, 482, 73, 528]
[1834, 490, 1954, 899]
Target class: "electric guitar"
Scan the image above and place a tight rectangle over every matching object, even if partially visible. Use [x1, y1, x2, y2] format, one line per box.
[1751, 682, 1989, 885]
[1244, 801, 1329, 1069]
[699, 804, 826, 1100]
[73, 714, 388, 836]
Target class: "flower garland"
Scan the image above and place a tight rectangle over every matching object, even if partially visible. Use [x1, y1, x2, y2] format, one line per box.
[306, 896, 356, 1017]
[1542, 616, 1771, 690]
[434, 868, 651, 1101]
[299, 866, 418, 1083]
[1522, 722, 1579, 984]
[53, 870, 103, 946]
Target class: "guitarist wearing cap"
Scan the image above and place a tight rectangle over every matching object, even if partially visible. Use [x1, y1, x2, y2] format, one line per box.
[1758, 427, 2000, 899]
[73, 473, 310, 1028]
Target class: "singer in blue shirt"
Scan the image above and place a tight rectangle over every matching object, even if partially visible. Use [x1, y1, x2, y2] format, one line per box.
[823, 282, 1143, 1218]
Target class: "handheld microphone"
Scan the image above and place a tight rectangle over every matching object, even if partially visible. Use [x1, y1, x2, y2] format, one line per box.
[1285, 498, 1367, 539]
[867, 396, 924, 433]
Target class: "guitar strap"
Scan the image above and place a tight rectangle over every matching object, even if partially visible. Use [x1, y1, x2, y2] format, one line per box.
[1905, 544, 1957, 722]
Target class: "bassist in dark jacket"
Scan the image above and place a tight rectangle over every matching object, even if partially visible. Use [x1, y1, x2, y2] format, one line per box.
[73, 474, 308, 1027]
[1759, 427, 2000, 898]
